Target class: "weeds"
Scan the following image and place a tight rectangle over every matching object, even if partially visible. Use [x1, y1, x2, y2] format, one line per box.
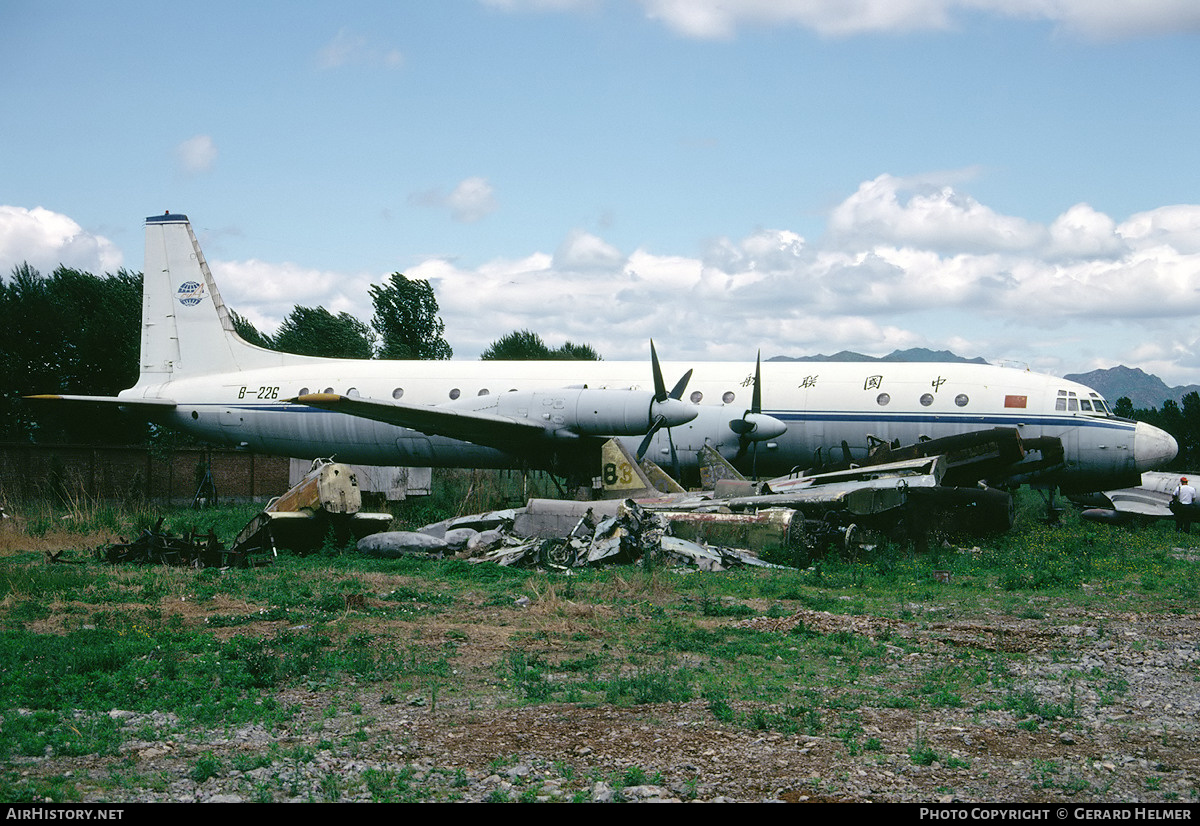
[0, 487, 1196, 800]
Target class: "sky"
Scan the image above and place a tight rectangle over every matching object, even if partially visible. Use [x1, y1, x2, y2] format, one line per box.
[3, 0, 1200, 385]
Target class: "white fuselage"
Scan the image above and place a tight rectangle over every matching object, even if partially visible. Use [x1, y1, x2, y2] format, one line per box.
[126, 357, 1171, 491]
[102, 212, 1177, 493]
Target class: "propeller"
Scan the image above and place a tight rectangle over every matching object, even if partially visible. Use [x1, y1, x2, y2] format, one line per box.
[636, 340, 694, 478]
[729, 351, 787, 478]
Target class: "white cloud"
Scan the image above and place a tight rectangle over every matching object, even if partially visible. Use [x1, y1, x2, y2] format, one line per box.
[642, 0, 956, 38]
[1118, 204, 1200, 254]
[484, 0, 1200, 39]
[21, 168, 1200, 383]
[553, 229, 626, 271]
[411, 177, 498, 223]
[0, 206, 123, 275]
[446, 177, 498, 223]
[212, 258, 377, 335]
[316, 28, 404, 69]
[176, 135, 217, 176]
[1047, 203, 1123, 259]
[395, 180, 1200, 382]
[827, 173, 1046, 253]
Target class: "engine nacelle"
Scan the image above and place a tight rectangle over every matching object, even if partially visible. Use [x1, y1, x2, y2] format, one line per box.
[487, 388, 696, 438]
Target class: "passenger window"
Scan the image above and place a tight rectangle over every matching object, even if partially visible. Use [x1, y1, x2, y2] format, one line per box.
[478, 388, 490, 396]
[690, 391, 703, 404]
[920, 393, 934, 407]
[449, 388, 461, 400]
[877, 393, 890, 406]
[722, 391, 735, 404]
[392, 388, 404, 399]
[955, 394, 969, 407]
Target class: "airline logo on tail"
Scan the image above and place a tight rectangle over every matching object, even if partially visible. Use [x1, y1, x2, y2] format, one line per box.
[176, 281, 206, 306]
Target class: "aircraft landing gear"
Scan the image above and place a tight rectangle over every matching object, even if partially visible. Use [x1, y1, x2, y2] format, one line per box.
[1034, 485, 1064, 525]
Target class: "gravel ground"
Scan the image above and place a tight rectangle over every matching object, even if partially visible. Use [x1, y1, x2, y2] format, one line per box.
[11, 596, 1200, 803]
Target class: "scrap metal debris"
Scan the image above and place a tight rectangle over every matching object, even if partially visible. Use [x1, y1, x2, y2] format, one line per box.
[359, 499, 790, 572]
[98, 518, 265, 568]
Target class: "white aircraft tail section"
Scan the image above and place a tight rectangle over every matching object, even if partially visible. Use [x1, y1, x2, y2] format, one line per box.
[135, 213, 304, 385]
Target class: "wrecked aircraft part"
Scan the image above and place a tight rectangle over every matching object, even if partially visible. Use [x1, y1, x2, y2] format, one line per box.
[538, 537, 580, 569]
[660, 508, 802, 556]
[659, 535, 726, 571]
[418, 509, 517, 539]
[905, 485, 1015, 536]
[356, 530, 448, 558]
[100, 520, 260, 568]
[513, 498, 622, 540]
[765, 456, 946, 494]
[441, 499, 786, 572]
[1080, 507, 1128, 525]
[232, 459, 392, 556]
[466, 529, 506, 554]
[442, 527, 479, 551]
[698, 444, 747, 491]
[802, 427, 1063, 493]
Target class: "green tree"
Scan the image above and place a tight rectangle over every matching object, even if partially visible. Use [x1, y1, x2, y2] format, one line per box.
[0, 264, 144, 443]
[230, 310, 274, 349]
[481, 329, 602, 360]
[554, 341, 601, 361]
[1113, 396, 1135, 419]
[369, 273, 452, 360]
[481, 329, 551, 360]
[1179, 391, 1200, 468]
[272, 306, 375, 359]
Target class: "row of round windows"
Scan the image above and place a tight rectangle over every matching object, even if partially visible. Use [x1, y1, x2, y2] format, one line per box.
[877, 392, 970, 407]
[298, 387, 748, 404]
[297, 387, 972, 407]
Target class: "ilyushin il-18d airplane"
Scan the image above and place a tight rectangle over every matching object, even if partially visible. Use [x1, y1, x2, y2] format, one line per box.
[30, 213, 1179, 498]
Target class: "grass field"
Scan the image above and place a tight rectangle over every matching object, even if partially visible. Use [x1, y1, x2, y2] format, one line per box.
[1, 474, 1197, 802]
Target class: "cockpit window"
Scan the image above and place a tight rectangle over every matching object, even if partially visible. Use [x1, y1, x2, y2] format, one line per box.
[1058, 388, 1111, 416]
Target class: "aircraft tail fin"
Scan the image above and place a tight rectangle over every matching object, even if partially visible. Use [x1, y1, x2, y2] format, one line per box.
[697, 444, 746, 490]
[598, 438, 684, 498]
[132, 213, 302, 388]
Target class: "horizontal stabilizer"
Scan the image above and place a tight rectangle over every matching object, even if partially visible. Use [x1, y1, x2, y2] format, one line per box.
[25, 394, 177, 409]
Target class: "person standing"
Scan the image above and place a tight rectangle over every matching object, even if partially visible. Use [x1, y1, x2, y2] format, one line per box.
[1171, 476, 1197, 533]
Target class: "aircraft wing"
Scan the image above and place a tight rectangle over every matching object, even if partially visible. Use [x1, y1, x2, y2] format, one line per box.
[1070, 471, 1184, 519]
[291, 392, 565, 453]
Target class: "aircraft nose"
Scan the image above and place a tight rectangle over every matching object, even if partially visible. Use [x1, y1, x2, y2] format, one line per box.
[1133, 421, 1178, 471]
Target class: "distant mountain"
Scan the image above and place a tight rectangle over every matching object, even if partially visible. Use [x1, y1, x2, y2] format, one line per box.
[769, 348, 987, 364]
[1064, 366, 1200, 411]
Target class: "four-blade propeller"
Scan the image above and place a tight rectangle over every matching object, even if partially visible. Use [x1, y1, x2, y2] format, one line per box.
[635, 343, 788, 481]
[729, 351, 787, 478]
[636, 341, 694, 477]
